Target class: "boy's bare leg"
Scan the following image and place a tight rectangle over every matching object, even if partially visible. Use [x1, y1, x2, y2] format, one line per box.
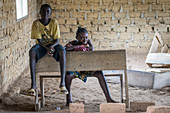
[93, 71, 117, 103]
[59, 51, 66, 87]
[65, 74, 75, 106]
[29, 50, 36, 89]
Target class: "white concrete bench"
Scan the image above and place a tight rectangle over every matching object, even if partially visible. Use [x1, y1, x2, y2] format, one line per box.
[35, 49, 129, 111]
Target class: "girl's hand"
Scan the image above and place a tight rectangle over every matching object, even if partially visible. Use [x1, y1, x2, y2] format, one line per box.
[84, 44, 89, 48]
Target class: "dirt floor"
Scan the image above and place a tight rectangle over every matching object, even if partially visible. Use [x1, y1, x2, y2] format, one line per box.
[0, 53, 170, 113]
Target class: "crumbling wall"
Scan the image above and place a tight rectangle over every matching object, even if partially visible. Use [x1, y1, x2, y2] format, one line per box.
[38, 0, 170, 53]
[0, 0, 37, 95]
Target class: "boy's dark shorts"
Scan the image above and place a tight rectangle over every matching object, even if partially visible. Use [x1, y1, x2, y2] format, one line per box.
[30, 44, 66, 62]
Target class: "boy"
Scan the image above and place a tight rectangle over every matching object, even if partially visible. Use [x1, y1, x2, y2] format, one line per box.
[27, 4, 68, 96]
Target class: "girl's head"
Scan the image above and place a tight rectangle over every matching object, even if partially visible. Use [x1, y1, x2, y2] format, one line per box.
[76, 27, 88, 44]
[40, 4, 52, 20]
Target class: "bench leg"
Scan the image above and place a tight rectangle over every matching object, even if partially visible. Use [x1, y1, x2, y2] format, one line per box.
[40, 77, 45, 107]
[124, 69, 129, 108]
[35, 73, 40, 111]
[120, 74, 123, 103]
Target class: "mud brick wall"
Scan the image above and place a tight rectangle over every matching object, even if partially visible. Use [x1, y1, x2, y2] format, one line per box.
[38, 0, 170, 52]
[0, 0, 37, 95]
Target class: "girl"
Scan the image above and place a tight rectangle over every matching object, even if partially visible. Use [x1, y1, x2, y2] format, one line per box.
[27, 4, 68, 96]
[65, 27, 117, 106]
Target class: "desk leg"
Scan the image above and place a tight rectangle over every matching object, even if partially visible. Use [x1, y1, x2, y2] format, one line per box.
[35, 73, 40, 111]
[40, 77, 45, 107]
[120, 74, 123, 103]
[124, 69, 129, 108]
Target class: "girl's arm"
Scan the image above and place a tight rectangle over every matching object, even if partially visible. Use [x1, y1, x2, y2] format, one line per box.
[87, 39, 94, 51]
[65, 42, 79, 51]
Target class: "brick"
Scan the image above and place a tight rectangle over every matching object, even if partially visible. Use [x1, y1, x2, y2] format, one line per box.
[147, 106, 170, 113]
[119, 33, 132, 41]
[152, 4, 163, 11]
[111, 4, 121, 12]
[60, 25, 70, 33]
[105, 20, 118, 25]
[69, 103, 84, 113]
[70, 26, 78, 33]
[87, 0, 100, 5]
[86, 26, 98, 32]
[104, 32, 117, 39]
[87, 12, 98, 19]
[62, 33, 75, 40]
[129, 12, 140, 18]
[101, 12, 112, 19]
[140, 25, 152, 32]
[154, 25, 167, 32]
[66, 4, 78, 11]
[57, 18, 65, 24]
[0, 38, 4, 50]
[100, 103, 126, 113]
[158, 12, 170, 17]
[164, 19, 170, 24]
[113, 26, 126, 32]
[149, 19, 161, 25]
[130, 101, 155, 112]
[122, 4, 134, 11]
[136, 4, 149, 11]
[78, 20, 91, 26]
[100, 39, 113, 48]
[52, 4, 65, 10]
[80, 4, 91, 11]
[145, 12, 156, 18]
[99, 26, 111, 32]
[134, 19, 147, 25]
[0, 29, 3, 38]
[114, 0, 128, 4]
[127, 26, 139, 32]
[115, 12, 126, 19]
[93, 5, 105, 11]
[92, 20, 104, 25]
[92, 32, 104, 40]
[66, 19, 77, 25]
[72, 12, 84, 19]
[120, 19, 131, 25]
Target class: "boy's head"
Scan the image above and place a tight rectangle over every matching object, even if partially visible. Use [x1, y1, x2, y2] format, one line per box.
[40, 4, 52, 20]
[76, 27, 88, 44]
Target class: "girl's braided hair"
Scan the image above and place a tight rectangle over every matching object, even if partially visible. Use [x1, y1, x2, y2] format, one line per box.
[76, 26, 88, 39]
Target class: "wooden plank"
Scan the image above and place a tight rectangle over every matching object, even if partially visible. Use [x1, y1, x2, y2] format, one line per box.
[146, 68, 170, 73]
[161, 44, 169, 53]
[155, 31, 164, 46]
[36, 50, 126, 72]
[149, 36, 160, 53]
[145, 53, 170, 66]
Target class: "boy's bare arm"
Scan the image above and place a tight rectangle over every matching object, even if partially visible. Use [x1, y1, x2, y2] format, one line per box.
[50, 39, 59, 49]
[38, 39, 49, 50]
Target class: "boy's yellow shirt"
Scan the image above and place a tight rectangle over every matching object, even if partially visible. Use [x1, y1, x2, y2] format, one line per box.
[31, 18, 60, 45]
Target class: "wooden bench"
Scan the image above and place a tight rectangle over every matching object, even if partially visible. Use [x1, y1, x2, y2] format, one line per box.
[35, 49, 129, 111]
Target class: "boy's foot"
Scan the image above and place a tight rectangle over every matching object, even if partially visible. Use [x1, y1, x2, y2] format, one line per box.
[26, 88, 35, 96]
[66, 101, 73, 106]
[60, 86, 68, 94]
[107, 99, 119, 103]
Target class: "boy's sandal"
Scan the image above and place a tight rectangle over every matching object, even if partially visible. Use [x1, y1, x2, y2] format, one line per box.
[60, 86, 68, 94]
[27, 88, 35, 96]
